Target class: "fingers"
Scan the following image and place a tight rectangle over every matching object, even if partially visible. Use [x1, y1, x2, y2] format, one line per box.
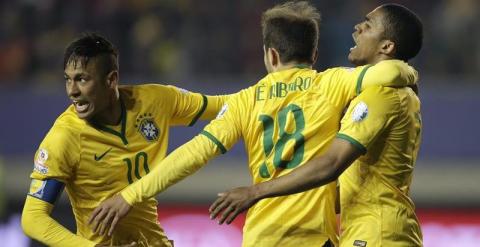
[89, 206, 103, 225]
[209, 195, 225, 213]
[99, 210, 115, 235]
[108, 215, 120, 236]
[225, 208, 241, 225]
[209, 198, 230, 220]
[218, 205, 235, 225]
[91, 207, 107, 233]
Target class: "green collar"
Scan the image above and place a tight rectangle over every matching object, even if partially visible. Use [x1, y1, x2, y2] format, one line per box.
[90, 97, 128, 145]
[294, 64, 311, 69]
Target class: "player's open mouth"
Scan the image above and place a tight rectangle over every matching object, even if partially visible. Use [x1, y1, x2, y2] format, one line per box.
[350, 33, 358, 51]
[73, 100, 90, 113]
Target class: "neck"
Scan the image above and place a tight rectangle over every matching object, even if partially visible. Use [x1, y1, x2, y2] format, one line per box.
[272, 62, 312, 72]
[94, 95, 122, 126]
[369, 54, 394, 65]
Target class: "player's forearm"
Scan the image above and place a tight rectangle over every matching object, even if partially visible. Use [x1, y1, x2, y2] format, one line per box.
[201, 94, 231, 120]
[254, 138, 363, 201]
[22, 196, 96, 247]
[121, 135, 219, 205]
[253, 155, 340, 201]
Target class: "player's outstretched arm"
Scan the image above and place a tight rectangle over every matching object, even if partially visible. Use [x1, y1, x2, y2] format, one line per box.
[89, 133, 221, 236]
[22, 196, 97, 247]
[209, 138, 362, 225]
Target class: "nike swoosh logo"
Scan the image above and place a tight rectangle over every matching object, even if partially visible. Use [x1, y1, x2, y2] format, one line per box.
[94, 148, 112, 161]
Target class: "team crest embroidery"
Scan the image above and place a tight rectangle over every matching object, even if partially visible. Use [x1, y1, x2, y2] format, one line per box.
[135, 113, 160, 142]
[351, 101, 368, 122]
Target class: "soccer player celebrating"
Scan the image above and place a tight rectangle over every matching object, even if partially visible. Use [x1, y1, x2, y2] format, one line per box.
[90, 2, 418, 246]
[21, 33, 229, 247]
[210, 3, 424, 247]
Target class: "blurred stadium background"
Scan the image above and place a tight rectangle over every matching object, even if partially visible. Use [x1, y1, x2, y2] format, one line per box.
[0, 0, 479, 246]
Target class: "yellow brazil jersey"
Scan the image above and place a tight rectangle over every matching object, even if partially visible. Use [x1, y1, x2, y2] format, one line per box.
[200, 60, 418, 247]
[29, 84, 226, 246]
[337, 86, 423, 247]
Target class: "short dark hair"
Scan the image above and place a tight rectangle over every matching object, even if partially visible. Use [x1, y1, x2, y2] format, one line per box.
[262, 1, 321, 64]
[380, 4, 423, 61]
[63, 32, 119, 77]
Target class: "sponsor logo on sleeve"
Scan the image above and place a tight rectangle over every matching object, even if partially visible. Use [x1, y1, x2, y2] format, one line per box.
[353, 240, 367, 247]
[216, 104, 228, 119]
[351, 101, 368, 122]
[34, 148, 49, 174]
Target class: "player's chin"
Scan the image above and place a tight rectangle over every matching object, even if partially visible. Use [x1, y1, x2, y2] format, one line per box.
[347, 52, 363, 66]
[75, 106, 95, 120]
[347, 53, 357, 65]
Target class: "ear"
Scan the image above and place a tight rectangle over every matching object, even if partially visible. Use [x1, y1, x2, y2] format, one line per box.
[312, 49, 318, 64]
[379, 40, 395, 57]
[106, 70, 119, 89]
[269, 48, 280, 67]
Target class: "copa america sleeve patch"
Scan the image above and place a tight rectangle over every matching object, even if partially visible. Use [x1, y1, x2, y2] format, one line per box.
[351, 101, 368, 122]
[28, 179, 65, 204]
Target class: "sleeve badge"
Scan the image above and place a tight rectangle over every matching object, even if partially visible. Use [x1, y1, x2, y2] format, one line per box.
[351, 101, 368, 122]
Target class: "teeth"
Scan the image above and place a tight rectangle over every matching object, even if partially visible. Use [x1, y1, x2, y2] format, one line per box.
[350, 45, 357, 51]
[74, 101, 89, 112]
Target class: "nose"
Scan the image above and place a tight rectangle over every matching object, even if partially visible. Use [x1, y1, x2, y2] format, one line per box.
[354, 23, 362, 33]
[66, 81, 81, 98]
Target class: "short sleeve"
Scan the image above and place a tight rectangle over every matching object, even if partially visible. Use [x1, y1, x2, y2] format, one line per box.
[337, 86, 399, 154]
[201, 90, 248, 153]
[30, 125, 79, 183]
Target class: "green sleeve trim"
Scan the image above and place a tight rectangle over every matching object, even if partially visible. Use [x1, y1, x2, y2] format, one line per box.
[188, 94, 208, 126]
[336, 133, 367, 154]
[356, 65, 373, 95]
[200, 130, 227, 154]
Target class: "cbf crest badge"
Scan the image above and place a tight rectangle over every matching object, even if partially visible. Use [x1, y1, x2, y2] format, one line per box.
[135, 113, 160, 142]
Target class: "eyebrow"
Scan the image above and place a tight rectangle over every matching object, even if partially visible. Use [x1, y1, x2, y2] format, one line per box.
[64, 72, 86, 79]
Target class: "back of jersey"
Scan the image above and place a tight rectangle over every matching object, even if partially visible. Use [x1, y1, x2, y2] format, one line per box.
[235, 66, 357, 246]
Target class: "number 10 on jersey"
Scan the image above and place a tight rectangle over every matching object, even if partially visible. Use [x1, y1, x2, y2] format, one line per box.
[122, 152, 150, 184]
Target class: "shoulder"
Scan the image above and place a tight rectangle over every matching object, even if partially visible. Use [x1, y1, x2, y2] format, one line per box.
[355, 86, 401, 111]
[52, 106, 85, 136]
[364, 60, 418, 86]
[126, 83, 196, 100]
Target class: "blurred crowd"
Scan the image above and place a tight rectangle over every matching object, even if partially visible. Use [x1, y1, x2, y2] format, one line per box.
[0, 0, 479, 88]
